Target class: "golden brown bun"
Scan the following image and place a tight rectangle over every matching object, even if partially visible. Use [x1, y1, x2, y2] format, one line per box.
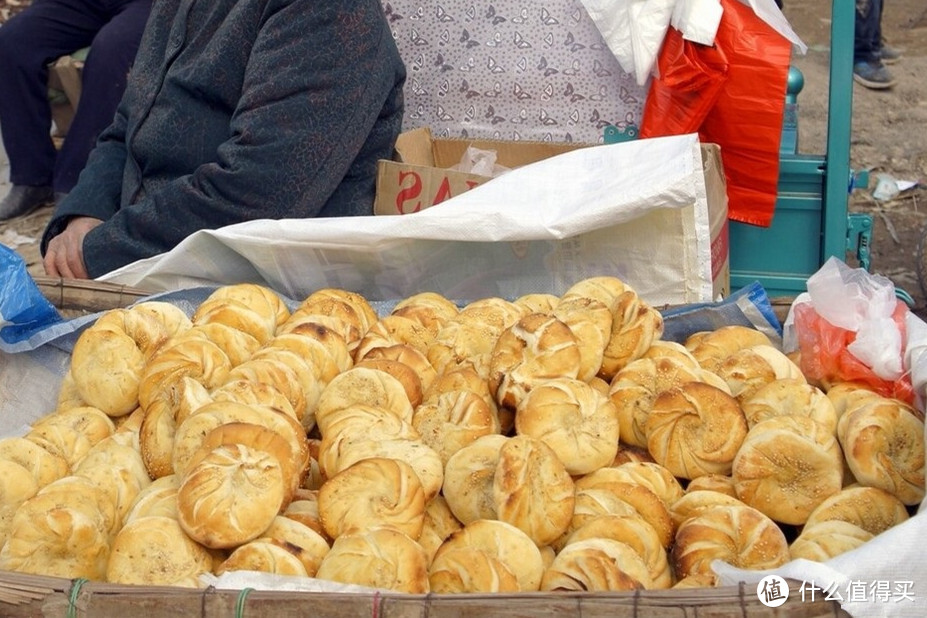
[211, 379, 297, 421]
[540, 538, 651, 591]
[601, 461, 685, 508]
[513, 293, 561, 314]
[433, 518, 544, 592]
[515, 377, 619, 475]
[563, 514, 672, 589]
[226, 355, 308, 422]
[287, 296, 369, 353]
[199, 283, 290, 331]
[361, 344, 438, 395]
[551, 296, 613, 382]
[669, 490, 748, 529]
[492, 435, 575, 546]
[598, 291, 664, 381]
[412, 389, 499, 465]
[128, 300, 193, 340]
[261, 515, 331, 576]
[442, 434, 509, 524]
[124, 475, 180, 523]
[685, 474, 738, 498]
[424, 366, 501, 427]
[803, 485, 909, 536]
[671, 505, 790, 580]
[418, 496, 463, 565]
[315, 366, 414, 436]
[25, 422, 94, 470]
[32, 405, 115, 443]
[92, 306, 174, 358]
[0, 460, 40, 548]
[179, 322, 261, 367]
[0, 483, 112, 579]
[684, 325, 773, 373]
[283, 494, 329, 543]
[640, 340, 700, 368]
[275, 321, 354, 376]
[428, 546, 520, 593]
[248, 347, 322, 430]
[192, 297, 278, 347]
[837, 397, 925, 505]
[74, 437, 152, 528]
[217, 539, 309, 577]
[186, 422, 301, 502]
[609, 356, 729, 449]
[70, 325, 146, 417]
[571, 474, 674, 549]
[0, 436, 70, 487]
[789, 520, 875, 563]
[741, 378, 838, 433]
[354, 314, 433, 360]
[714, 344, 805, 405]
[137, 337, 232, 412]
[171, 400, 307, 484]
[561, 276, 628, 310]
[319, 436, 443, 502]
[300, 288, 378, 333]
[354, 358, 424, 409]
[177, 443, 287, 549]
[427, 298, 525, 380]
[391, 292, 460, 337]
[319, 457, 425, 540]
[315, 527, 430, 593]
[732, 416, 843, 525]
[489, 313, 582, 411]
[106, 516, 214, 586]
[645, 382, 748, 480]
[825, 381, 884, 421]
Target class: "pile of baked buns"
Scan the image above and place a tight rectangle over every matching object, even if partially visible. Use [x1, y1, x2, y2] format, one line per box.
[0, 276, 922, 593]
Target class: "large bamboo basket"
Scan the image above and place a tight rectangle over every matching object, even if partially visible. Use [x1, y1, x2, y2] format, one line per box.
[8, 279, 833, 617]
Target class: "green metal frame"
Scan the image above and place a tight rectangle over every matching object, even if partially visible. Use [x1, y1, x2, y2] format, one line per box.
[728, 0, 855, 297]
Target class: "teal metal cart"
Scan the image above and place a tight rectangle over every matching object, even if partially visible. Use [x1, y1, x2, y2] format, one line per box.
[728, 0, 862, 299]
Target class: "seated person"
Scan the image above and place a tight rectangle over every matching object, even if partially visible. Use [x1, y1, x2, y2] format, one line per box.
[0, 0, 153, 220]
[41, 0, 406, 279]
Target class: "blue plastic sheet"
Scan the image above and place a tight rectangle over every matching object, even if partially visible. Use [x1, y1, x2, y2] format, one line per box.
[0, 245, 62, 349]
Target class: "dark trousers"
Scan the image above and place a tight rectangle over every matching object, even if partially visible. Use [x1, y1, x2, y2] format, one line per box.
[855, 0, 884, 63]
[0, 0, 151, 193]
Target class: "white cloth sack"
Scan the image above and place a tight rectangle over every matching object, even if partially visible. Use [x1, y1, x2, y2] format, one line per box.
[98, 134, 716, 307]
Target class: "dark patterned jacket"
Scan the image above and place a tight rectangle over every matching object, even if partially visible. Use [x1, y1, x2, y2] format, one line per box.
[41, 0, 406, 277]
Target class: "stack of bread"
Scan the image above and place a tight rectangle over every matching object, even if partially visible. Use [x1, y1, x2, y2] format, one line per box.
[0, 276, 922, 594]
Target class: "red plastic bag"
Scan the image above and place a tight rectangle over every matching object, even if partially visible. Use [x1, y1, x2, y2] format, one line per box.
[640, 0, 792, 227]
[793, 300, 915, 405]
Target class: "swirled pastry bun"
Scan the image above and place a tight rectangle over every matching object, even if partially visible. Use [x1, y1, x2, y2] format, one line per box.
[315, 527, 429, 593]
[645, 382, 748, 480]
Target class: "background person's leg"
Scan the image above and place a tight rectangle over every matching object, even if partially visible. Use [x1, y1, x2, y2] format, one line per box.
[52, 0, 152, 194]
[0, 0, 109, 217]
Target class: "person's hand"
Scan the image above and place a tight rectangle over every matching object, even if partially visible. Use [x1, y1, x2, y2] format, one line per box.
[43, 216, 104, 279]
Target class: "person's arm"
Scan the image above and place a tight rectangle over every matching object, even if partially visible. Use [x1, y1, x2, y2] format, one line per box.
[73, 0, 403, 278]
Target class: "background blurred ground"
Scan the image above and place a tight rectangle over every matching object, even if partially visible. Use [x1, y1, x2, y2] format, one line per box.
[1, 0, 926, 316]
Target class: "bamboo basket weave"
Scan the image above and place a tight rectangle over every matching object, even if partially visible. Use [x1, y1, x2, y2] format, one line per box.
[0, 570, 845, 617]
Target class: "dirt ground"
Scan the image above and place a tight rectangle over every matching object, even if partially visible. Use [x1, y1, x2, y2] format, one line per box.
[2, 1, 927, 317]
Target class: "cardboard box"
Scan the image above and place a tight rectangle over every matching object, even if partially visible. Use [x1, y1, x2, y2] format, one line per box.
[375, 128, 730, 299]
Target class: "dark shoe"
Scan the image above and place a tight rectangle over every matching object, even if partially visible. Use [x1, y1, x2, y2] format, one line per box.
[0, 185, 54, 221]
[853, 61, 896, 90]
[881, 41, 903, 65]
